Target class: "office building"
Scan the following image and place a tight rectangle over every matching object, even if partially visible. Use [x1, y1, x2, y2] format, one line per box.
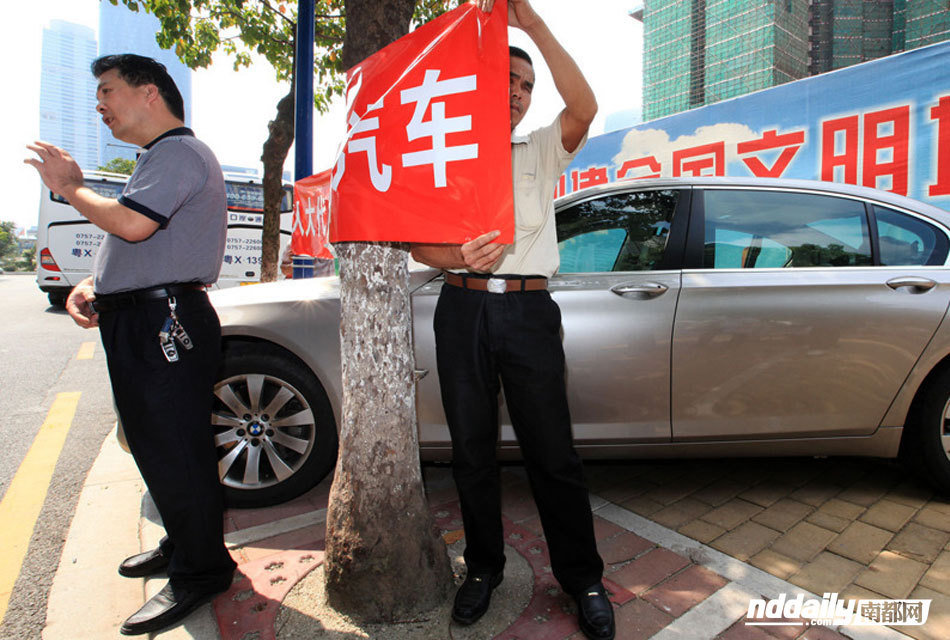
[39, 21, 99, 171]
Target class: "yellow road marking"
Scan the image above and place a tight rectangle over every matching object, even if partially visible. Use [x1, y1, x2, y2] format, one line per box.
[0, 392, 80, 623]
[76, 342, 95, 360]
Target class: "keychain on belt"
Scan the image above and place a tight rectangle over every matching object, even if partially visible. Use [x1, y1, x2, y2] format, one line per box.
[158, 296, 194, 363]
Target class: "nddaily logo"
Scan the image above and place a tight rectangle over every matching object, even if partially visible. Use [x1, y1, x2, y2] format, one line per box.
[746, 593, 930, 627]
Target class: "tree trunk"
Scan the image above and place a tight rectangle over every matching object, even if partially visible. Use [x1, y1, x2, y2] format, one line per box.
[325, 243, 451, 621]
[324, 0, 452, 622]
[260, 87, 295, 282]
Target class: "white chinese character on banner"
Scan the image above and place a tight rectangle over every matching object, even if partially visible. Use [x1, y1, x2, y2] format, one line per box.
[332, 69, 392, 193]
[400, 69, 478, 188]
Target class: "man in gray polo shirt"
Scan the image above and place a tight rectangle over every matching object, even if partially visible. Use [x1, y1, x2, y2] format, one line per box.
[25, 54, 234, 636]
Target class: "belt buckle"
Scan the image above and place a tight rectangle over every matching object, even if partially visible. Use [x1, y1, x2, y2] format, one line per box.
[486, 278, 507, 294]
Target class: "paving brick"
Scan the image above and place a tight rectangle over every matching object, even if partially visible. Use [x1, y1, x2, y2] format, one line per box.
[854, 550, 929, 599]
[817, 498, 866, 520]
[593, 516, 625, 542]
[787, 551, 864, 594]
[598, 531, 654, 566]
[642, 479, 707, 506]
[839, 583, 886, 602]
[651, 497, 714, 529]
[859, 499, 918, 532]
[919, 550, 950, 596]
[642, 564, 728, 617]
[737, 482, 800, 508]
[693, 479, 749, 506]
[905, 585, 950, 640]
[748, 549, 802, 580]
[887, 522, 950, 564]
[837, 480, 891, 507]
[716, 618, 775, 640]
[597, 482, 650, 505]
[913, 503, 950, 533]
[789, 482, 843, 507]
[796, 625, 852, 640]
[752, 499, 813, 532]
[701, 499, 763, 530]
[607, 548, 691, 596]
[885, 482, 933, 509]
[679, 519, 727, 544]
[770, 521, 838, 563]
[711, 521, 781, 561]
[612, 597, 674, 640]
[806, 511, 851, 534]
[620, 494, 665, 517]
[826, 521, 893, 565]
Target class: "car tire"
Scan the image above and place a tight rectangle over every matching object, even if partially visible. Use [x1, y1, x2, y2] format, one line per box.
[48, 291, 68, 307]
[904, 368, 950, 495]
[213, 346, 337, 508]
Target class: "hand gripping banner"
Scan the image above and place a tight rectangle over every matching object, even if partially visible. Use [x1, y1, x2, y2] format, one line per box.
[292, 169, 334, 259]
[329, 1, 512, 244]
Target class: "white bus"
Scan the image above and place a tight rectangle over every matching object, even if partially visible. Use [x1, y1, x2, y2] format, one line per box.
[36, 170, 293, 306]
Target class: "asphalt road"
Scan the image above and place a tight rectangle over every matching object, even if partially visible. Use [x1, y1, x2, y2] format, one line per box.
[0, 274, 116, 640]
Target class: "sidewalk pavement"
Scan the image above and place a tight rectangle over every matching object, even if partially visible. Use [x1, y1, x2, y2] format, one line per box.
[44, 430, 927, 640]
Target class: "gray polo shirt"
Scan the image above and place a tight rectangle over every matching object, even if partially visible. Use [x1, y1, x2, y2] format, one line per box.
[93, 128, 227, 294]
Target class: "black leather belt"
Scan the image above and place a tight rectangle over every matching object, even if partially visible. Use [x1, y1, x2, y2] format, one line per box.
[444, 272, 547, 293]
[92, 283, 206, 313]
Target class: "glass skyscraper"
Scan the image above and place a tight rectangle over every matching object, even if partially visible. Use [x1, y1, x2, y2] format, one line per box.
[98, 2, 192, 165]
[39, 21, 99, 171]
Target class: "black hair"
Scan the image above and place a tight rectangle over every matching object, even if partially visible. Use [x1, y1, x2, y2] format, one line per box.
[509, 46, 532, 66]
[91, 54, 185, 121]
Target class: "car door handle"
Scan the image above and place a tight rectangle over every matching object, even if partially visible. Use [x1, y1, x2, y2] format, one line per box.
[886, 276, 937, 292]
[611, 282, 669, 297]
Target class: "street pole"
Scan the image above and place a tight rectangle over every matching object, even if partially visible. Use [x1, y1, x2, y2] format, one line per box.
[295, 0, 315, 180]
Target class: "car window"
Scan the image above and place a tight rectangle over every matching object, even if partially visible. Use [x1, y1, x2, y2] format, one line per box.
[873, 206, 949, 266]
[557, 189, 680, 272]
[703, 190, 873, 268]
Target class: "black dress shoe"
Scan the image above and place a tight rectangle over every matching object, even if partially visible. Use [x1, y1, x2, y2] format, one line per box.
[120, 582, 228, 636]
[118, 547, 169, 578]
[452, 571, 503, 625]
[574, 582, 615, 640]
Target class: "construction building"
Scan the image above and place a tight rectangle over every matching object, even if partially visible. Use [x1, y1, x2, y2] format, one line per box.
[637, 0, 950, 121]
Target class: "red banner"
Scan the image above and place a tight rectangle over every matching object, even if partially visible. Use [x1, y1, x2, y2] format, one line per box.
[292, 169, 333, 259]
[329, 1, 512, 244]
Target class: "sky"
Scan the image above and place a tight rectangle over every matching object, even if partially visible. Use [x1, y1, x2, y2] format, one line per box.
[5, 0, 643, 231]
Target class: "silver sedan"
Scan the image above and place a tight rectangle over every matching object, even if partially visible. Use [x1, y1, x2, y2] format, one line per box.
[210, 177, 950, 507]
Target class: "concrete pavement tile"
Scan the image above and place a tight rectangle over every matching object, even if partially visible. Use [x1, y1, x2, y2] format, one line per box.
[905, 585, 950, 640]
[643, 479, 708, 505]
[679, 519, 728, 544]
[701, 499, 764, 530]
[790, 482, 844, 507]
[860, 499, 919, 533]
[854, 551, 929, 599]
[795, 625, 853, 639]
[597, 481, 652, 505]
[918, 550, 950, 596]
[642, 565, 729, 617]
[752, 499, 814, 532]
[837, 480, 893, 508]
[598, 531, 654, 566]
[238, 528, 326, 564]
[787, 551, 864, 594]
[748, 549, 803, 580]
[612, 597, 674, 640]
[608, 548, 691, 595]
[225, 494, 319, 531]
[818, 498, 866, 520]
[913, 503, 950, 533]
[593, 515, 625, 541]
[651, 497, 716, 529]
[839, 583, 887, 604]
[711, 521, 782, 561]
[694, 479, 750, 507]
[827, 521, 894, 565]
[887, 523, 950, 564]
[739, 482, 801, 508]
[884, 482, 933, 510]
[716, 618, 776, 639]
[770, 522, 838, 563]
[620, 494, 666, 517]
[807, 511, 852, 534]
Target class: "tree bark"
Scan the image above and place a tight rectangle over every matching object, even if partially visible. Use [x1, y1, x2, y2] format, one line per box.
[260, 87, 295, 282]
[324, 0, 452, 622]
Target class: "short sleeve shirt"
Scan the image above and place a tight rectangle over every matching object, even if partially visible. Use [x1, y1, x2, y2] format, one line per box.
[488, 115, 586, 278]
[93, 128, 227, 294]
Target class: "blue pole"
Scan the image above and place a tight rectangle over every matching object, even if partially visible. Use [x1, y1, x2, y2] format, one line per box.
[295, 0, 315, 180]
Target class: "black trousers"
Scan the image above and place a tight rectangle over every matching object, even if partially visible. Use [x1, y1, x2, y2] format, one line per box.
[98, 290, 235, 591]
[434, 284, 604, 595]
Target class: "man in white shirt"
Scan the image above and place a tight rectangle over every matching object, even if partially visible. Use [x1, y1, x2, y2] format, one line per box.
[411, 2, 614, 638]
